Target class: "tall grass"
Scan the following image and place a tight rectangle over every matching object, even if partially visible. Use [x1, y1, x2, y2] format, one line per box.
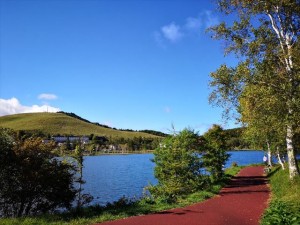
[261, 164, 300, 225]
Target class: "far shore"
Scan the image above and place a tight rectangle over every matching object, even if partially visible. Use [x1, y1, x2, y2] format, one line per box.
[77, 149, 264, 157]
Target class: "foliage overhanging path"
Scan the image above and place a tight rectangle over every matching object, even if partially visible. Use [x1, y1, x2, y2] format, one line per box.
[96, 166, 270, 225]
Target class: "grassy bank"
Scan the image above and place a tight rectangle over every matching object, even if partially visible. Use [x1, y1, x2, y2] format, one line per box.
[261, 164, 300, 225]
[0, 166, 242, 225]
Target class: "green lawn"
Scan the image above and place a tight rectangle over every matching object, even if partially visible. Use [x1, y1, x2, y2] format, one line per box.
[261, 164, 300, 225]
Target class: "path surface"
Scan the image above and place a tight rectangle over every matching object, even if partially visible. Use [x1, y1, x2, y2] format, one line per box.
[97, 166, 270, 225]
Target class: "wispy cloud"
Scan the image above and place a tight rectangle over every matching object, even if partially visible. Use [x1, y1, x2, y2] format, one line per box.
[38, 93, 58, 100]
[0, 97, 60, 116]
[154, 10, 219, 45]
[161, 22, 183, 43]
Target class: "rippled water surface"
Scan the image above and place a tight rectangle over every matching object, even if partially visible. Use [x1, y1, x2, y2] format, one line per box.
[82, 154, 156, 205]
[82, 151, 271, 205]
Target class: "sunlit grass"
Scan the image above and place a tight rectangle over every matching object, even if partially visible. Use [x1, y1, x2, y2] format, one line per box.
[269, 166, 300, 205]
[0, 112, 159, 139]
[261, 164, 300, 225]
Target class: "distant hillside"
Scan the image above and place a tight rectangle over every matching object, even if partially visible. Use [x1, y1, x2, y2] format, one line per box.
[57, 111, 169, 137]
[0, 112, 162, 139]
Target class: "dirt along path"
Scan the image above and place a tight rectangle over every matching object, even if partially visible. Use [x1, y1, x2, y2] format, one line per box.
[97, 166, 270, 225]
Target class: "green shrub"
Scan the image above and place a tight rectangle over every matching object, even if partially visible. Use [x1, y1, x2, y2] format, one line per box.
[0, 129, 77, 218]
[202, 125, 230, 182]
[261, 200, 300, 225]
[105, 196, 136, 209]
[149, 129, 209, 203]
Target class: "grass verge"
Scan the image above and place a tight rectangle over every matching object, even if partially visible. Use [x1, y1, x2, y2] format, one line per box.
[0, 166, 242, 225]
[260, 164, 300, 225]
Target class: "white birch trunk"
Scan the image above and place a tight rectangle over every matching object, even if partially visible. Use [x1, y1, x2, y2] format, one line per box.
[277, 154, 285, 170]
[286, 125, 299, 179]
[267, 8, 299, 179]
[276, 147, 285, 170]
[266, 140, 272, 167]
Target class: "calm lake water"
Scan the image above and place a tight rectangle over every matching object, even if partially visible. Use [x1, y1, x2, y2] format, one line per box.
[82, 150, 269, 205]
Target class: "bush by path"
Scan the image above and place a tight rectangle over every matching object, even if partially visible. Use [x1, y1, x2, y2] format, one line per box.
[261, 164, 300, 225]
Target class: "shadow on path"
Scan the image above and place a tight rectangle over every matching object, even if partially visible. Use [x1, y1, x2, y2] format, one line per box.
[97, 166, 270, 225]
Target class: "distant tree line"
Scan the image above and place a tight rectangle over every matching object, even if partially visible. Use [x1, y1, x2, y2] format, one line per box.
[10, 126, 296, 152]
[4, 129, 162, 153]
[139, 130, 169, 137]
[222, 128, 251, 150]
[108, 136, 161, 151]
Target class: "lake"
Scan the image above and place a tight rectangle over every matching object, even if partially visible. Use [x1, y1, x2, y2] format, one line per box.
[82, 150, 270, 205]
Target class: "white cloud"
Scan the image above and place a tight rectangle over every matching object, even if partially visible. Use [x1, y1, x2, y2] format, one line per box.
[155, 11, 219, 44]
[0, 97, 60, 116]
[161, 22, 183, 43]
[38, 93, 58, 100]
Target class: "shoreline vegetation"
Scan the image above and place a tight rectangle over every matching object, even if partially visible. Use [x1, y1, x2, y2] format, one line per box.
[0, 165, 243, 225]
[0, 125, 299, 224]
[71, 149, 262, 157]
[1, 163, 299, 225]
[0, 114, 299, 224]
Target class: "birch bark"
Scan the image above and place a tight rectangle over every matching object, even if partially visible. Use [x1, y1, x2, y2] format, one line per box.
[267, 6, 299, 179]
[266, 140, 272, 167]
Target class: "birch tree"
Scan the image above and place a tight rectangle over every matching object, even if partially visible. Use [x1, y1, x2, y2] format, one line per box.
[239, 82, 286, 168]
[209, 0, 300, 179]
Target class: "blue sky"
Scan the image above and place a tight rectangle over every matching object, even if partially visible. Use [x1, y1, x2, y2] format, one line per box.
[0, 0, 239, 134]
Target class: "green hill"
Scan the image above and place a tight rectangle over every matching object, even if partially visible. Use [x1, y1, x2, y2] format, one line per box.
[0, 112, 161, 139]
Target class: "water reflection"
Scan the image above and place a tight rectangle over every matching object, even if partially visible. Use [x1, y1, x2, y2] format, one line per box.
[82, 151, 288, 205]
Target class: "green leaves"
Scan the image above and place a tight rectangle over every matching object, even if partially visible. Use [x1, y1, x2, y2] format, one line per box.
[0, 129, 77, 217]
[202, 125, 230, 182]
[262, 200, 300, 225]
[149, 129, 207, 203]
[209, 62, 249, 120]
[150, 127, 231, 202]
[209, 0, 300, 178]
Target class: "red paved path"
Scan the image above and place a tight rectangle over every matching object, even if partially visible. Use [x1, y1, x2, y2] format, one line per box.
[97, 166, 270, 225]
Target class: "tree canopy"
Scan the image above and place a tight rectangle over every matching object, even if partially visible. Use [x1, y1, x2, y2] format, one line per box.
[0, 128, 77, 217]
[149, 127, 230, 202]
[202, 125, 230, 182]
[209, 0, 300, 179]
[149, 129, 207, 203]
